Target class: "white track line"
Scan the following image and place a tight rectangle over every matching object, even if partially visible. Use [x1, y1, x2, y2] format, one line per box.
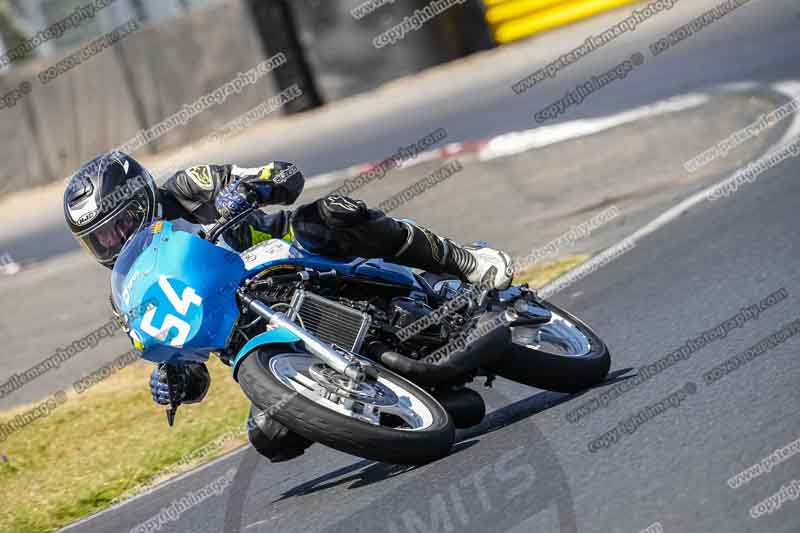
[305, 93, 709, 191]
[56, 445, 249, 532]
[540, 81, 800, 298]
[479, 93, 709, 162]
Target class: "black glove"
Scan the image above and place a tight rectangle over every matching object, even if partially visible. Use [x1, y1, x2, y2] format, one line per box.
[149, 363, 210, 406]
[215, 177, 273, 219]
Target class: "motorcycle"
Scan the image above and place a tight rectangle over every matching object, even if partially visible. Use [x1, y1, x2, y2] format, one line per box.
[112, 206, 610, 465]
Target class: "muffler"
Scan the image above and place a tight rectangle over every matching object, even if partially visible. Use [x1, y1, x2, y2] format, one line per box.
[368, 312, 513, 386]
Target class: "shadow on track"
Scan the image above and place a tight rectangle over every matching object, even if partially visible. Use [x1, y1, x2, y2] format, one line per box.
[221, 369, 636, 532]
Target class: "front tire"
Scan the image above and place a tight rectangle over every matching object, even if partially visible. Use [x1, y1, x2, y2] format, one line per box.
[238, 345, 455, 465]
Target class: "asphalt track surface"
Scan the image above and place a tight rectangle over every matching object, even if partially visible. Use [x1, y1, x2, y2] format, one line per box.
[2, 0, 799, 263]
[0, 0, 795, 531]
[62, 127, 800, 533]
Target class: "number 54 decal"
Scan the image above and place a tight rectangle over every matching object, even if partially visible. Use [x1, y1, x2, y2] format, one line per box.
[141, 275, 203, 348]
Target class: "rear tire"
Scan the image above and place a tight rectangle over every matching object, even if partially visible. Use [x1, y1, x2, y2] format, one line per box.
[490, 300, 610, 393]
[238, 345, 455, 465]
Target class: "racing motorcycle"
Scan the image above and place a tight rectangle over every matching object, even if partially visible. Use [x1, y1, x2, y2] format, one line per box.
[112, 206, 610, 465]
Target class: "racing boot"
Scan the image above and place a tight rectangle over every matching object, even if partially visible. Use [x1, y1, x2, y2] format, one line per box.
[393, 222, 514, 290]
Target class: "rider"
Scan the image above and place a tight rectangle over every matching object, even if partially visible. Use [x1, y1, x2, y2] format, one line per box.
[63, 151, 514, 461]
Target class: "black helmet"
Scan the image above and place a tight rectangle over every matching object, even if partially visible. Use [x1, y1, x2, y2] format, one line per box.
[64, 152, 158, 268]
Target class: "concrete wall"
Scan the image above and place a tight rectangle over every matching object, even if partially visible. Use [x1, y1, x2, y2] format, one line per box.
[286, 0, 492, 102]
[0, 0, 281, 195]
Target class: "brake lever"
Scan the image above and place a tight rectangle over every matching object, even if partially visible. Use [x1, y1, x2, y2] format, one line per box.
[206, 204, 259, 243]
[164, 365, 180, 427]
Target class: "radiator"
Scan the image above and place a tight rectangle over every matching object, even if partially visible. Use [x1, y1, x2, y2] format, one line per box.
[288, 290, 371, 353]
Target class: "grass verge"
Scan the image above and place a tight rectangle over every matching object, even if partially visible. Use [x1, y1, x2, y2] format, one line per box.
[0, 255, 587, 533]
[0, 358, 250, 533]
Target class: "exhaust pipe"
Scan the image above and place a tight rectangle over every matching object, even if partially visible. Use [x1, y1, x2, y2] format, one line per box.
[369, 313, 512, 386]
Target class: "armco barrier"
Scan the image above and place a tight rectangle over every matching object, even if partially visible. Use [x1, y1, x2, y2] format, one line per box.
[0, 0, 282, 195]
[284, 0, 492, 103]
[485, 0, 642, 44]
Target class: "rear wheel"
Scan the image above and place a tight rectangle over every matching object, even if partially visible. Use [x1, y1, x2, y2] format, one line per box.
[490, 299, 610, 393]
[238, 345, 455, 465]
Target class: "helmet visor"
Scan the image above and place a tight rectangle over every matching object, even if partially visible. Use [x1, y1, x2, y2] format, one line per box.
[77, 201, 147, 264]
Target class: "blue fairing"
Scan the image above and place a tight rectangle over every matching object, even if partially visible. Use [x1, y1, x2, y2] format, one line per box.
[112, 219, 419, 366]
[112, 220, 247, 363]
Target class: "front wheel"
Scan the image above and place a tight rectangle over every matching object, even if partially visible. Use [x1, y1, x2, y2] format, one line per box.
[489, 298, 610, 393]
[237, 345, 455, 465]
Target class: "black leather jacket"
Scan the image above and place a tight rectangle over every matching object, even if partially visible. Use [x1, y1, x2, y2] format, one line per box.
[159, 161, 304, 251]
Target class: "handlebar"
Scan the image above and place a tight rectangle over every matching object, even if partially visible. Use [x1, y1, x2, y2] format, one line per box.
[204, 202, 259, 244]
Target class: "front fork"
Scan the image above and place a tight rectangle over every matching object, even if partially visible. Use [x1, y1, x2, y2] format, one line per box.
[237, 289, 378, 384]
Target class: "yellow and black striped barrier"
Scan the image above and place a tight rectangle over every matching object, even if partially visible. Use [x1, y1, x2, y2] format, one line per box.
[485, 0, 642, 44]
